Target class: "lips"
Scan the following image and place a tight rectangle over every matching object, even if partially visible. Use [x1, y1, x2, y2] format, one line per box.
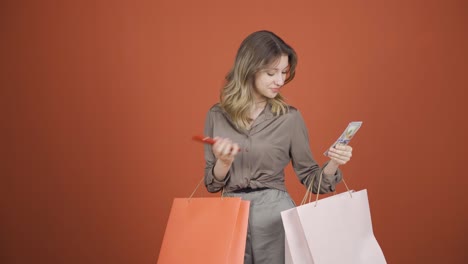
[271, 88, 280, 93]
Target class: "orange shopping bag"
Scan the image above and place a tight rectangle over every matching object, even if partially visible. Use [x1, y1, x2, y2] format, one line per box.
[157, 182, 250, 264]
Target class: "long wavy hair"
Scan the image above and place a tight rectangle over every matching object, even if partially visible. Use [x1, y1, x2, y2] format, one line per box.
[220, 30, 298, 130]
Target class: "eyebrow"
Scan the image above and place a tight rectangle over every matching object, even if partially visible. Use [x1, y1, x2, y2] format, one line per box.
[264, 66, 290, 71]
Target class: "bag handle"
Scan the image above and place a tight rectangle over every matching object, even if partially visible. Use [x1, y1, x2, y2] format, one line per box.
[301, 170, 353, 207]
[188, 177, 226, 202]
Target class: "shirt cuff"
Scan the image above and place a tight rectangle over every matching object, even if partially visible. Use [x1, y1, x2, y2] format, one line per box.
[205, 167, 230, 193]
[320, 162, 343, 192]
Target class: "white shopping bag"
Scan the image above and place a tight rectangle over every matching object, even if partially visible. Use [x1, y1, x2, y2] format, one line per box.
[281, 189, 386, 264]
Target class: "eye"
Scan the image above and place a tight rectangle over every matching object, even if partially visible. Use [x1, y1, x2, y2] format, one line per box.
[267, 72, 275, 76]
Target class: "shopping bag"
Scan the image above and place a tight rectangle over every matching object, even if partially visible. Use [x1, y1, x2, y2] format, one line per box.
[157, 196, 250, 264]
[281, 174, 386, 264]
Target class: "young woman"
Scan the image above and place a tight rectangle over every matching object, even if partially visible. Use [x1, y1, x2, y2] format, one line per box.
[203, 30, 353, 264]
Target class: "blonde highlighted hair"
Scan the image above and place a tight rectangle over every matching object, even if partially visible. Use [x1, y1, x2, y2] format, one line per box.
[220, 30, 298, 130]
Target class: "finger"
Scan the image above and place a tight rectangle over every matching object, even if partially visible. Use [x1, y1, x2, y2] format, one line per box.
[328, 151, 351, 162]
[230, 143, 240, 156]
[212, 137, 227, 156]
[334, 144, 345, 151]
[212, 137, 223, 150]
[335, 144, 353, 153]
[340, 145, 352, 154]
[333, 145, 353, 157]
[221, 140, 233, 156]
[330, 155, 349, 165]
[334, 144, 348, 150]
[328, 148, 350, 158]
[328, 150, 344, 159]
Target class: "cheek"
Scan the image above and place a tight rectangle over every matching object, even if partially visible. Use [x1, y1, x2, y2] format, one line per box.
[256, 76, 270, 88]
[254, 76, 264, 89]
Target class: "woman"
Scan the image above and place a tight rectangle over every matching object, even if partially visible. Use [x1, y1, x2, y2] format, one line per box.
[203, 30, 353, 264]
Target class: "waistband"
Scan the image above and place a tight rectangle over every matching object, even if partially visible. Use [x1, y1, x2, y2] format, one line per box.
[231, 187, 269, 193]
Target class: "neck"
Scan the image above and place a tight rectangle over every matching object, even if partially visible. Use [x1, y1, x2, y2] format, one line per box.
[254, 100, 267, 109]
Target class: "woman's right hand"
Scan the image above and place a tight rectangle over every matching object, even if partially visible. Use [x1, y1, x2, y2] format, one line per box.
[212, 137, 240, 167]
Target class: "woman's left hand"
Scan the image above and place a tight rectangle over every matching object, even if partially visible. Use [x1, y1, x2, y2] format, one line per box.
[327, 144, 353, 165]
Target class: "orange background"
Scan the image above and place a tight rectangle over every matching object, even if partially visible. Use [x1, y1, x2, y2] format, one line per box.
[2, 0, 467, 263]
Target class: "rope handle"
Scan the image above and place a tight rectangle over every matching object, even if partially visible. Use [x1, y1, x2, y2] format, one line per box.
[301, 170, 353, 207]
[188, 177, 225, 202]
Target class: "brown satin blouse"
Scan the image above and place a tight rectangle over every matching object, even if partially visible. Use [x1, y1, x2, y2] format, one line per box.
[203, 103, 342, 194]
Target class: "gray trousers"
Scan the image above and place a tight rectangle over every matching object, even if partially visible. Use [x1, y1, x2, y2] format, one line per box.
[224, 189, 296, 264]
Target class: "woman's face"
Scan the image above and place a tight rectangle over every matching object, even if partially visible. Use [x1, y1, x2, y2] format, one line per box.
[253, 55, 289, 101]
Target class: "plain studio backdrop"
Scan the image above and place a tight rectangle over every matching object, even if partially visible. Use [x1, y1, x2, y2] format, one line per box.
[1, 0, 467, 263]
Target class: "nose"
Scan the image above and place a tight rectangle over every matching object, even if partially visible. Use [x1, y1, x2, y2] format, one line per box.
[275, 73, 285, 86]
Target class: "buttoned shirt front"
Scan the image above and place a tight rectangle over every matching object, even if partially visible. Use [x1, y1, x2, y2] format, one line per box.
[203, 103, 341, 194]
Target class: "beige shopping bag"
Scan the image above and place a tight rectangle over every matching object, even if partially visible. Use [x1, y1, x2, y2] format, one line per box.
[281, 173, 386, 264]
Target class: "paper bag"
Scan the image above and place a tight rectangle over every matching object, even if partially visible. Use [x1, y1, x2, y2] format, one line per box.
[157, 197, 250, 264]
[281, 189, 386, 264]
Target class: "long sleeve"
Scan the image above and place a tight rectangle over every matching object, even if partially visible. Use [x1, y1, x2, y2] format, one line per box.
[203, 109, 230, 193]
[289, 110, 342, 194]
